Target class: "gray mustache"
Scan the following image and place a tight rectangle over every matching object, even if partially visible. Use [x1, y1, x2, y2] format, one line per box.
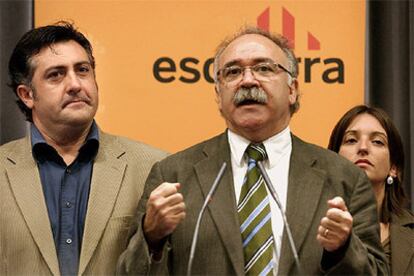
[233, 87, 268, 106]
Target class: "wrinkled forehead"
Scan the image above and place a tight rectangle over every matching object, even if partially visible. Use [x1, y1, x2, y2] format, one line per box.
[218, 34, 288, 68]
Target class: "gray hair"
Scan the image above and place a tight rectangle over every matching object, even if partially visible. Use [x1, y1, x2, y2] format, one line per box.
[213, 26, 300, 114]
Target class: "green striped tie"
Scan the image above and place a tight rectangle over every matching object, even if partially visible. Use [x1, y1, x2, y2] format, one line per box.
[238, 143, 274, 275]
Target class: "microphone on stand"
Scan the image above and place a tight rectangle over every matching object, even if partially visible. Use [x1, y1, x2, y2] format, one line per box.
[186, 162, 227, 276]
[257, 161, 304, 274]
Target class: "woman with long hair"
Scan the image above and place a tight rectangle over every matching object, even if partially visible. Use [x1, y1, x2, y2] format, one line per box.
[328, 105, 413, 275]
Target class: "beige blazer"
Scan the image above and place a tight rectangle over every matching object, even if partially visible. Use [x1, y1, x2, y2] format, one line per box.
[390, 210, 414, 275]
[0, 131, 167, 275]
[117, 132, 388, 275]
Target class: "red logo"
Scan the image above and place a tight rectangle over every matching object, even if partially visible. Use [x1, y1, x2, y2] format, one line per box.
[257, 7, 320, 50]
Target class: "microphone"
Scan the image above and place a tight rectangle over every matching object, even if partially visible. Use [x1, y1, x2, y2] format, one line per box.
[186, 162, 227, 276]
[257, 161, 303, 274]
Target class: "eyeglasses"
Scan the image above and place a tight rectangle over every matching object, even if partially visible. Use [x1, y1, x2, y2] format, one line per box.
[217, 62, 293, 83]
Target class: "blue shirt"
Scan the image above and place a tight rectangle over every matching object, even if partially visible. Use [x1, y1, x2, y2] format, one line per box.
[31, 122, 99, 275]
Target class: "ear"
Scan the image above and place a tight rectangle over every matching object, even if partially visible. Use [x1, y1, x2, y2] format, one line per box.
[16, 84, 34, 109]
[288, 78, 298, 105]
[215, 84, 222, 109]
[389, 165, 398, 178]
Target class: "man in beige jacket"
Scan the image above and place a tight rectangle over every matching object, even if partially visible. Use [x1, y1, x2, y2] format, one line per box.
[0, 21, 166, 275]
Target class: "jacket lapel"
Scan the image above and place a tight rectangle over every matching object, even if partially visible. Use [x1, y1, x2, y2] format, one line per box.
[193, 132, 245, 276]
[6, 137, 60, 275]
[78, 132, 127, 274]
[278, 136, 326, 275]
[390, 211, 414, 275]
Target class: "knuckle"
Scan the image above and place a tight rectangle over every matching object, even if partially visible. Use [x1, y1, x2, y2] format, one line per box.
[159, 208, 168, 218]
[177, 193, 184, 201]
[336, 196, 344, 204]
[327, 208, 337, 217]
[152, 200, 163, 210]
[148, 193, 158, 202]
[147, 199, 156, 210]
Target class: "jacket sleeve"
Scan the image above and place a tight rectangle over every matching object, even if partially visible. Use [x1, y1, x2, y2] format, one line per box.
[322, 170, 390, 275]
[116, 161, 170, 276]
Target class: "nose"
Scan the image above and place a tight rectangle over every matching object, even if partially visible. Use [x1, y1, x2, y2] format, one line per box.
[357, 139, 369, 155]
[239, 68, 260, 88]
[66, 71, 82, 94]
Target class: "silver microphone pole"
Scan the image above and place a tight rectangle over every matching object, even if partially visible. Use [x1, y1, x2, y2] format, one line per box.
[186, 162, 227, 276]
[257, 161, 303, 274]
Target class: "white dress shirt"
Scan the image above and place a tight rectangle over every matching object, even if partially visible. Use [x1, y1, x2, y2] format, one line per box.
[228, 127, 292, 274]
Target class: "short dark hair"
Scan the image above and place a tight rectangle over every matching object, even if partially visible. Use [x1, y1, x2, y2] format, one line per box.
[328, 105, 409, 222]
[8, 21, 95, 122]
[213, 26, 300, 115]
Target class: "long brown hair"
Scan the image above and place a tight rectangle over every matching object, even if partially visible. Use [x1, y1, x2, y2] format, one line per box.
[328, 105, 408, 223]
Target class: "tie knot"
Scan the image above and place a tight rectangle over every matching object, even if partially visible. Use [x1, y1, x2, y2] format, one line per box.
[246, 143, 267, 162]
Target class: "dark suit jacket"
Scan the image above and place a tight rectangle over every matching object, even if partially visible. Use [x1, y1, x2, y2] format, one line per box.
[390, 210, 414, 275]
[118, 132, 388, 275]
[0, 131, 167, 275]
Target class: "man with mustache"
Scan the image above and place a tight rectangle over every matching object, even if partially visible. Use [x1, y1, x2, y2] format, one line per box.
[0, 22, 166, 275]
[118, 27, 388, 275]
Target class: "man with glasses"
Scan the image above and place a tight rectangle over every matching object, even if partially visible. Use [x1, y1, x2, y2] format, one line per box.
[118, 27, 388, 275]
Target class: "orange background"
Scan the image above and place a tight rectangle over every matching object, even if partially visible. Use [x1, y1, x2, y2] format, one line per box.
[35, 1, 365, 153]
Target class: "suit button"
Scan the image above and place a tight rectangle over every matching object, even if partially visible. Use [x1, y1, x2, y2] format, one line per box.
[66, 238, 72, 244]
[65, 201, 72, 208]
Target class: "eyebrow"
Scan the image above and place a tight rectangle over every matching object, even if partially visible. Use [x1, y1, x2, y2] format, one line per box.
[44, 61, 91, 73]
[222, 57, 275, 68]
[344, 130, 388, 138]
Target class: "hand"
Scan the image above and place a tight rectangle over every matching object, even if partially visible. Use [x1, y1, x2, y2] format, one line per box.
[143, 182, 186, 249]
[317, 196, 353, 252]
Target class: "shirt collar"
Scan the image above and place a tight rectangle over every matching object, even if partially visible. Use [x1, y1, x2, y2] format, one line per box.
[228, 126, 292, 168]
[31, 120, 100, 162]
[30, 123, 47, 147]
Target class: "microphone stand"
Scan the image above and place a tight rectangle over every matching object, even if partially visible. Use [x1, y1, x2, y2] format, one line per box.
[257, 161, 304, 275]
[186, 162, 227, 276]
